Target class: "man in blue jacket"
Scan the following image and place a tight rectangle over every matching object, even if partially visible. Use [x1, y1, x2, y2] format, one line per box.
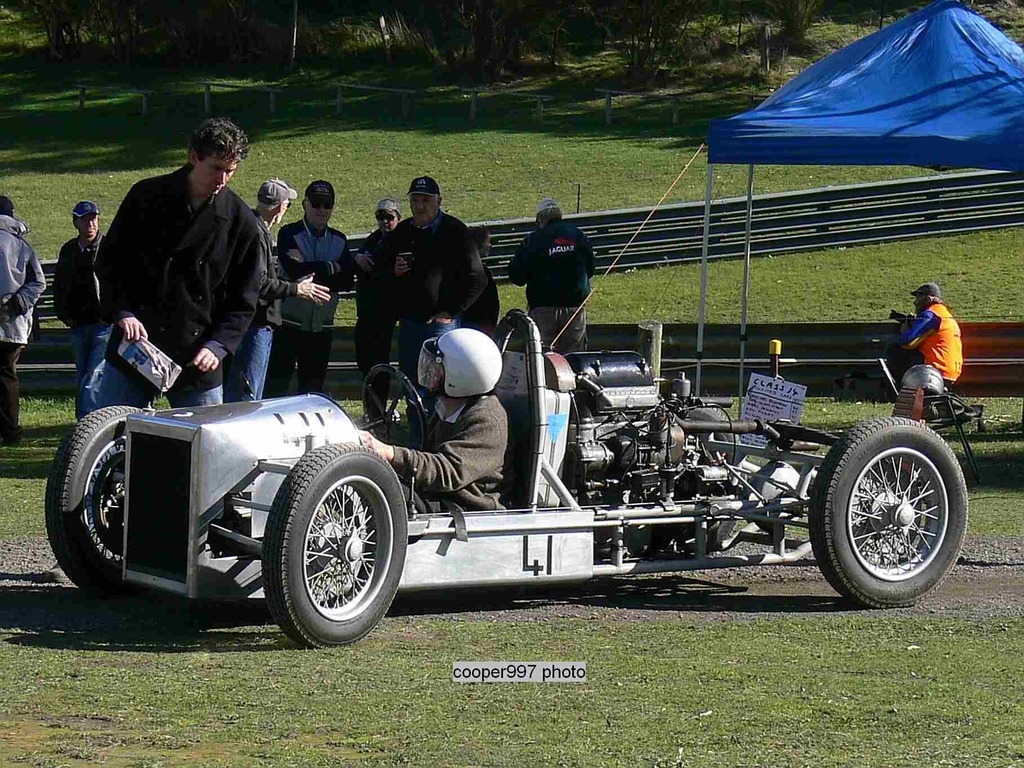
[265, 180, 353, 396]
[508, 197, 594, 353]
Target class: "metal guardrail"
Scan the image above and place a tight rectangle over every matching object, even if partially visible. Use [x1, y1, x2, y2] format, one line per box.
[33, 169, 1024, 322]
[20, 321, 1024, 399]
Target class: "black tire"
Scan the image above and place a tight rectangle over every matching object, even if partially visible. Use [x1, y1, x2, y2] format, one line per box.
[263, 443, 408, 648]
[45, 406, 143, 593]
[809, 416, 968, 608]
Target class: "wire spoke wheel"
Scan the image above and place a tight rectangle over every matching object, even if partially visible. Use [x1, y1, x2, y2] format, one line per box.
[810, 417, 967, 608]
[847, 448, 947, 581]
[303, 476, 389, 621]
[263, 443, 408, 648]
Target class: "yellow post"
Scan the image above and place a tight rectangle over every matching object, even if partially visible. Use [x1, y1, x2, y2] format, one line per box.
[769, 339, 782, 377]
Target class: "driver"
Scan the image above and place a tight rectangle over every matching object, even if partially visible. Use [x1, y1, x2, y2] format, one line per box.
[358, 328, 507, 512]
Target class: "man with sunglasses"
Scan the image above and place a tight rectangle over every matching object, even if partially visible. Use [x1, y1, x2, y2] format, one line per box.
[224, 178, 332, 402]
[265, 179, 353, 396]
[354, 198, 402, 416]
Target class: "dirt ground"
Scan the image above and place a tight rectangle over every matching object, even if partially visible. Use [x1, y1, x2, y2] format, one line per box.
[2, 533, 1023, 638]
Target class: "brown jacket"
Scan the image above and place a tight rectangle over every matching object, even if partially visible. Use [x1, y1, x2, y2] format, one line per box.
[391, 394, 507, 512]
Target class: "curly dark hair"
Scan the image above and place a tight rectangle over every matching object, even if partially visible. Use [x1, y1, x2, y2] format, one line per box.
[189, 117, 250, 162]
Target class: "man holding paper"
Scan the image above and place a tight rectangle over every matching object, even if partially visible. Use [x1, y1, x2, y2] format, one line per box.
[95, 117, 262, 408]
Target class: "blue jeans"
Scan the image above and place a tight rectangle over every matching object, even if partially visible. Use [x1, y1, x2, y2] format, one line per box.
[224, 325, 273, 402]
[69, 323, 111, 419]
[397, 318, 460, 446]
[94, 360, 223, 409]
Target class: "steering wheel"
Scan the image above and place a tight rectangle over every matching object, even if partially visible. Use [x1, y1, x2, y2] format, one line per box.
[361, 364, 427, 450]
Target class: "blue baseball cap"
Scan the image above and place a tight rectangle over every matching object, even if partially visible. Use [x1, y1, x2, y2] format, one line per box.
[72, 200, 99, 217]
[0, 195, 13, 217]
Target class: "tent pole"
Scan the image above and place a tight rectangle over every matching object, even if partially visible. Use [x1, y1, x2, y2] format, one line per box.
[738, 164, 755, 409]
[696, 164, 715, 394]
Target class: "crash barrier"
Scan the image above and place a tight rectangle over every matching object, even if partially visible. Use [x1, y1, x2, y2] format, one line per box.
[31, 169, 1024, 323]
[74, 83, 154, 115]
[19, 321, 1024, 401]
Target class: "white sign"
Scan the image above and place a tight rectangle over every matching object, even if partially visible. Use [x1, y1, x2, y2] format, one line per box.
[740, 373, 807, 447]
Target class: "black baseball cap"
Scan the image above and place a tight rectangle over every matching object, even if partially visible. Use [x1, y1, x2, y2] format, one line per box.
[0, 195, 12, 217]
[911, 282, 942, 299]
[407, 176, 440, 196]
[304, 180, 335, 207]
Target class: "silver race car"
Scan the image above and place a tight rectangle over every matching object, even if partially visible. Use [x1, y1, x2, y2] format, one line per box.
[46, 311, 968, 647]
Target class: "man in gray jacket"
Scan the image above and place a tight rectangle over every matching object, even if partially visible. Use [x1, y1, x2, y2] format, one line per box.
[0, 195, 45, 445]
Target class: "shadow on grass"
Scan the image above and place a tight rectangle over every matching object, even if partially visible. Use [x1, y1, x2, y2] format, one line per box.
[0, 586, 286, 652]
[0, 53, 755, 175]
[389, 570, 850, 619]
[1, 568, 850, 652]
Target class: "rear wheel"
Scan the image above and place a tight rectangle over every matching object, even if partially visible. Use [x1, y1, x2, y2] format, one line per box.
[45, 406, 142, 593]
[809, 417, 967, 607]
[263, 443, 408, 648]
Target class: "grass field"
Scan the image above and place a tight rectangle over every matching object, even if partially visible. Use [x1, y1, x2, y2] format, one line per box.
[4, 4, 1024, 765]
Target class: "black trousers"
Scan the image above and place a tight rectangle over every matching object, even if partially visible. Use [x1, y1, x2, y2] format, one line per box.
[355, 313, 397, 419]
[885, 344, 925, 389]
[264, 327, 333, 397]
[0, 342, 24, 442]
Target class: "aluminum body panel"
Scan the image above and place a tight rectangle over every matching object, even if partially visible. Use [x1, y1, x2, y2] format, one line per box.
[122, 394, 359, 597]
[399, 510, 595, 590]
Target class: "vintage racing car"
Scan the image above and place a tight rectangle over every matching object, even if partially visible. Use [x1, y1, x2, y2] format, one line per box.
[45, 311, 968, 647]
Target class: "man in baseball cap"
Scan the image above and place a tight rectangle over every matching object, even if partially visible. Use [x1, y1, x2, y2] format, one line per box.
[265, 178, 352, 397]
[222, 178, 330, 402]
[53, 200, 107, 417]
[257, 178, 298, 206]
[508, 196, 595, 353]
[380, 175, 487, 443]
[891, 280, 962, 387]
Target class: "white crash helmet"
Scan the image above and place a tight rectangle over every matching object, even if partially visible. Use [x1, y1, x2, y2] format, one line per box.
[901, 364, 946, 395]
[417, 328, 503, 398]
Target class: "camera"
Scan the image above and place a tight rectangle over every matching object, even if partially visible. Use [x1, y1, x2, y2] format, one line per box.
[889, 309, 913, 323]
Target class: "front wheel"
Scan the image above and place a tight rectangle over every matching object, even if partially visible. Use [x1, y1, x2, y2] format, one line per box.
[45, 406, 143, 593]
[262, 443, 408, 648]
[809, 417, 968, 607]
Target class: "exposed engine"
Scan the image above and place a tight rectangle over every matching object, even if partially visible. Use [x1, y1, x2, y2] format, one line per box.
[562, 351, 738, 508]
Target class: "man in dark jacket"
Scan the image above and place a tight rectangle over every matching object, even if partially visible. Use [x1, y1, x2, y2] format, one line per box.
[508, 197, 595, 353]
[53, 200, 109, 418]
[223, 178, 331, 402]
[379, 175, 487, 440]
[265, 180, 353, 396]
[95, 117, 262, 408]
[354, 197, 402, 417]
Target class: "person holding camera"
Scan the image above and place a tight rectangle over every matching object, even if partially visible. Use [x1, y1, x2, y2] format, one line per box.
[379, 176, 487, 441]
[887, 282, 963, 388]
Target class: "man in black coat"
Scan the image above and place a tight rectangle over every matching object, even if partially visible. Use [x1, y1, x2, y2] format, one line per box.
[378, 175, 487, 442]
[52, 200, 109, 418]
[95, 117, 262, 408]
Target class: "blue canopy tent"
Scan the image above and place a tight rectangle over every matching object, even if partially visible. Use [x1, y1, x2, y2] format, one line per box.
[695, 0, 1024, 392]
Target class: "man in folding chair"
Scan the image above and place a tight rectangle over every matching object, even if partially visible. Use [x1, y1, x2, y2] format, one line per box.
[888, 282, 963, 389]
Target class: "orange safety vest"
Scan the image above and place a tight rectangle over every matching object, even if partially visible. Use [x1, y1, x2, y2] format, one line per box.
[918, 303, 963, 382]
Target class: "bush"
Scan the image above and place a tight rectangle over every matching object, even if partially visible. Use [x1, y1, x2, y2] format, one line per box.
[769, 0, 824, 45]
